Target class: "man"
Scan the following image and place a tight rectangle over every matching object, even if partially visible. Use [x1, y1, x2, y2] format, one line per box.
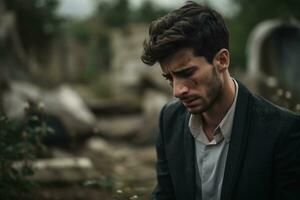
[141, 1, 300, 200]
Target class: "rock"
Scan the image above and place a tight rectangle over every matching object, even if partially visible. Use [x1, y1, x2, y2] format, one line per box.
[247, 19, 300, 98]
[3, 81, 41, 118]
[86, 137, 111, 153]
[110, 24, 171, 99]
[92, 90, 169, 144]
[134, 90, 169, 144]
[86, 137, 156, 181]
[2, 81, 96, 143]
[88, 99, 141, 117]
[43, 85, 96, 136]
[14, 157, 100, 183]
[95, 115, 143, 140]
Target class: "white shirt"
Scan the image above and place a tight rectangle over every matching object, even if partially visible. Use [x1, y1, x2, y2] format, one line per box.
[189, 79, 239, 200]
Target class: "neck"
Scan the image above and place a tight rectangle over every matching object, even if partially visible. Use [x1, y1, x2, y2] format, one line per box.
[202, 74, 236, 129]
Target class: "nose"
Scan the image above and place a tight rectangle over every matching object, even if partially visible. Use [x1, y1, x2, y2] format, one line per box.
[173, 79, 189, 98]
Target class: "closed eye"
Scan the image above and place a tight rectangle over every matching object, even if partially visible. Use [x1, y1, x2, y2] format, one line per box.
[174, 68, 195, 78]
[162, 74, 173, 86]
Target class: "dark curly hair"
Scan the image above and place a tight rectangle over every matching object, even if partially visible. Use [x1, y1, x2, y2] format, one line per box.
[141, 1, 229, 66]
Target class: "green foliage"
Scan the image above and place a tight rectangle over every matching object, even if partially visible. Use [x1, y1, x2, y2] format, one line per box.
[0, 106, 53, 200]
[96, 0, 170, 27]
[4, 0, 62, 50]
[229, 0, 300, 69]
[75, 0, 169, 79]
[131, 1, 169, 23]
[71, 22, 92, 45]
[76, 29, 112, 83]
[97, 0, 130, 27]
[96, 32, 112, 71]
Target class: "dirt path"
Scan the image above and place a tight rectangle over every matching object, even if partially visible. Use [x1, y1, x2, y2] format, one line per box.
[32, 138, 156, 200]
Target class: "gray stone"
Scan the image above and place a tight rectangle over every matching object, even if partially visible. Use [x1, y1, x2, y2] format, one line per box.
[86, 138, 156, 181]
[95, 115, 143, 139]
[14, 157, 100, 183]
[133, 90, 169, 144]
[3, 81, 96, 140]
[246, 19, 300, 100]
[43, 85, 96, 136]
[110, 24, 171, 100]
[3, 81, 41, 118]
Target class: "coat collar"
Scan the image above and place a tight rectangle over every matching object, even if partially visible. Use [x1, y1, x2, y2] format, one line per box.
[220, 81, 252, 200]
[183, 111, 196, 200]
[180, 81, 252, 200]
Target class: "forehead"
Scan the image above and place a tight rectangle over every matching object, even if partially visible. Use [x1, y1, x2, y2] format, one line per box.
[160, 48, 195, 71]
[161, 48, 208, 73]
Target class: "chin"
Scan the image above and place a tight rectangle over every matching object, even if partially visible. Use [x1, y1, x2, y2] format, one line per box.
[187, 106, 207, 114]
[187, 106, 210, 115]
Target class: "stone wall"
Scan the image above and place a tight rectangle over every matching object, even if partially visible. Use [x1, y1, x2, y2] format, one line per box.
[246, 19, 300, 105]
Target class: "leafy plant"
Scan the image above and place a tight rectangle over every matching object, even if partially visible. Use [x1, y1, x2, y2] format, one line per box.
[0, 103, 53, 200]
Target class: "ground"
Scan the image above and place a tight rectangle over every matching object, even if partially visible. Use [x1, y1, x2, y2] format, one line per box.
[31, 138, 157, 200]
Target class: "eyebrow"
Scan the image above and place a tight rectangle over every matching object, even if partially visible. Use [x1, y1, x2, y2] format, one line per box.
[162, 66, 195, 77]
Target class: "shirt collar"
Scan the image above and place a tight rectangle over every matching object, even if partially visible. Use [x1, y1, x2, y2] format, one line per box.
[189, 78, 239, 145]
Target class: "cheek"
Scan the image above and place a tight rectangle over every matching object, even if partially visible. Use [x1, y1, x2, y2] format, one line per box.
[190, 73, 208, 87]
[192, 79, 198, 86]
[189, 78, 206, 94]
[186, 77, 199, 89]
[189, 71, 216, 94]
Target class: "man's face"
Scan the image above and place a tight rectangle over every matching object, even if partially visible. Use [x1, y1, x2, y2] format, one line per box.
[160, 48, 223, 114]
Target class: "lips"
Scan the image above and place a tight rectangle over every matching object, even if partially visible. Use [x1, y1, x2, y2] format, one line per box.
[181, 97, 200, 108]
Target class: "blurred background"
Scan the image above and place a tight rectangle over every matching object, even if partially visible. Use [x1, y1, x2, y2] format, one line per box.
[0, 0, 299, 199]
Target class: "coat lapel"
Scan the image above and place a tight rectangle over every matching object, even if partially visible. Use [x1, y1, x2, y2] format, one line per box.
[221, 83, 253, 200]
[183, 111, 196, 200]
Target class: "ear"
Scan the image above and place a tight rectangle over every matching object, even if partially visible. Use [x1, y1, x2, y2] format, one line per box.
[213, 48, 230, 72]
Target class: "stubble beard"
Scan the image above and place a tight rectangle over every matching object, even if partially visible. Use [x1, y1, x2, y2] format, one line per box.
[188, 68, 222, 114]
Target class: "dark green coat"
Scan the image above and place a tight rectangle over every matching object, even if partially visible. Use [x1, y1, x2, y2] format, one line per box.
[153, 82, 300, 200]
